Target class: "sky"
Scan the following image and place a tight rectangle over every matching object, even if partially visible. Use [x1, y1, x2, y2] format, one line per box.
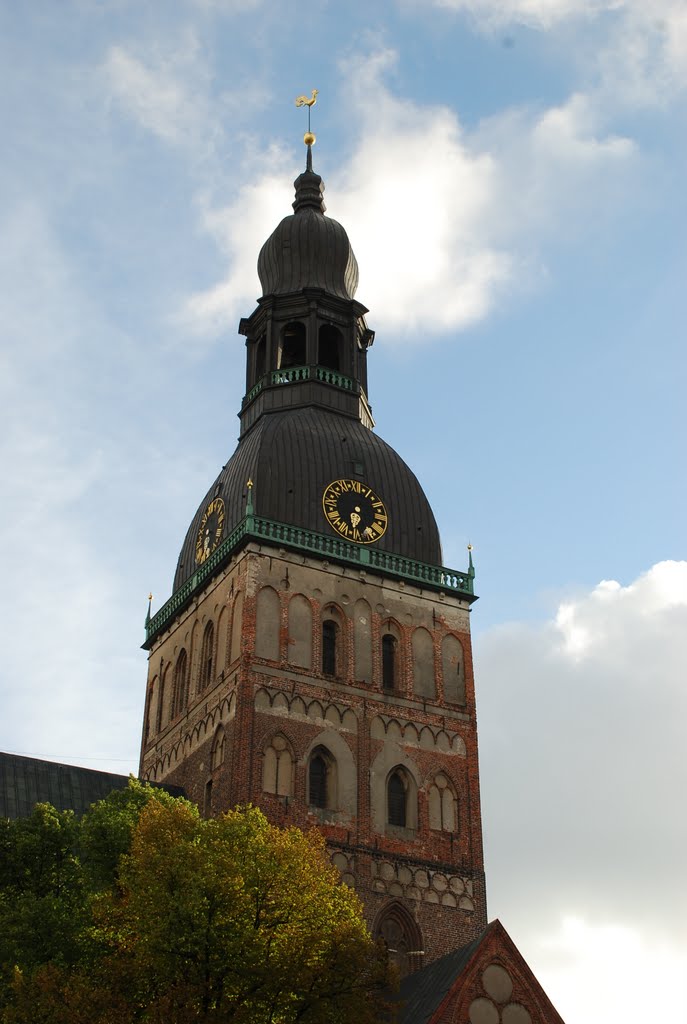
[0, 1, 685, 1021]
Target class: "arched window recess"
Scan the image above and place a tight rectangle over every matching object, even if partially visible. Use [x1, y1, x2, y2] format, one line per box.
[199, 620, 215, 692]
[308, 746, 336, 811]
[172, 649, 188, 718]
[386, 765, 418, 831]
[279, 322, 306, 371]
[318, 324, 342, 372]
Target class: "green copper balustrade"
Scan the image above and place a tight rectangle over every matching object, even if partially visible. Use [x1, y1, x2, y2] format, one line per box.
[315, 366, 355, 390]
[244, 365, 357, 406]
[245, 378, 264, 403]
[145, 514, 475, 646]
[270, 365, 310, 384]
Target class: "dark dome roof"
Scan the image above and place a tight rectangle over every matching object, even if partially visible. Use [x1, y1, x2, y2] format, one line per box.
[174, 408, 441, 590]
[257, 160, 359, 300]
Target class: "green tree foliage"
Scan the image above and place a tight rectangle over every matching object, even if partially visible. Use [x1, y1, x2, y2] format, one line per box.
[1, 784, 390, 1023]
[0, 804, 85, 979]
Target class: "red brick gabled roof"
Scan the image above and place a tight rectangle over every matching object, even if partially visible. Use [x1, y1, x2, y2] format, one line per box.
[397, 919, 565, 1024]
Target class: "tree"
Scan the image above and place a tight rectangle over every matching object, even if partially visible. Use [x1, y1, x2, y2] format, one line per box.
[2, 785, 390, 1023]
[0, 804, 86, 986]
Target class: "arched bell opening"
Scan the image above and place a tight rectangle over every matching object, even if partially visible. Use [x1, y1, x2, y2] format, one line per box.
[280, 322, 306, 369]
[254, 334, 266, 381]
[318, 323, 342, 372]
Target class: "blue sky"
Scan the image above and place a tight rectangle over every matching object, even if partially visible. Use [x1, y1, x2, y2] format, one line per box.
[1, 2, 685, 1021]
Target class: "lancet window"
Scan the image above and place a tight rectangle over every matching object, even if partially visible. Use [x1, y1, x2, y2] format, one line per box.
[199, 620, 214, 692]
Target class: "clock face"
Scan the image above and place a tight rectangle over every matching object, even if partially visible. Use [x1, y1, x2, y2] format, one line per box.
[322, 479, 388, 544]
[195, 497, 226, 564]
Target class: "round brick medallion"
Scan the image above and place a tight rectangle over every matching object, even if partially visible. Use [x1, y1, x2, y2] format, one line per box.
[482, 964, 513, 1004]
[502, 1004, 532, 1024]
[468, 997, 499, 1024]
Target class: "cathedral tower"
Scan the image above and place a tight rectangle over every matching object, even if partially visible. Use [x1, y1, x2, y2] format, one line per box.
[140, 143, 485, 971]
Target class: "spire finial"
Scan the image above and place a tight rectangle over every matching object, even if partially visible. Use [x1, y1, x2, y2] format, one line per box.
[295, 88, 318, 150]
[467, 543, 475, 578]
[145, 592, 153, 628]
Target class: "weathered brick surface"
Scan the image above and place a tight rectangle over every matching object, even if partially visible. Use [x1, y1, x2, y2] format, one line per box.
[140, 544, 486, 966]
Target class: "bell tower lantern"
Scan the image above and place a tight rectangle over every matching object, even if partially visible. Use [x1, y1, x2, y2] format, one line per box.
[238, 144, 375, 438]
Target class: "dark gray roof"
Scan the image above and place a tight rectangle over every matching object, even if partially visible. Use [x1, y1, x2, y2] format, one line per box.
[396, 930, 486, 1024]
[0, 752, 132, 819]
[257, 159, 359, 300]
[0, 753, 186, 819]
[174, 406, 442, 590]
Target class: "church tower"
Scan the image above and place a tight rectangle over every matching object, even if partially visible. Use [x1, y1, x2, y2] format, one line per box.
[140, 142, 485, 971]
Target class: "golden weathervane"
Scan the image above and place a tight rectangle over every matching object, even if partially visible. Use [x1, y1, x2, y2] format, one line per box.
[295, 88, 318, 146]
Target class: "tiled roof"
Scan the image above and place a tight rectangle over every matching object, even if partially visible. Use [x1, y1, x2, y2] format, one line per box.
[396, 930, 486, 1024]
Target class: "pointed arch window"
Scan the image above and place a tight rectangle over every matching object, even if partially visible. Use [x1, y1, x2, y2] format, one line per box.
[199, 620, 215, 692]
[144, 680, 155, 742]
[172, 649, 188, 718]
[308, 746, 336, 810]
[382, 633, 397, 692]
[375, 905, 424, 978]
[157, 666, 169, 732]
[211, 726, 226, 771]
[309, 753, 328, 808]
[388, 771, 407, 827]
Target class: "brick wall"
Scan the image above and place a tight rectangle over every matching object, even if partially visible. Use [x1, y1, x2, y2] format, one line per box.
[140, 544, 486, 967]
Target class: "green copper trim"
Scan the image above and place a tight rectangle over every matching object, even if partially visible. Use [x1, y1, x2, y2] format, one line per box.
[245, 378, 264, 403]
[243, 364, 356, 407]
[144, 516, 476, 648]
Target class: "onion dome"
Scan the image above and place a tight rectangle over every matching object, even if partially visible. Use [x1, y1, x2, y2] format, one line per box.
[173, 407, 442, 592]
[257, 147, 359, 300]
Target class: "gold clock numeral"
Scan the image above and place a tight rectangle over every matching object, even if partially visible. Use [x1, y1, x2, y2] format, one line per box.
[195, 497, 226, 564]
[321, 479, 388, 545]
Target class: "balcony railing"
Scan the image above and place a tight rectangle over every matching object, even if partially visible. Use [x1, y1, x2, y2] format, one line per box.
[243, 365, 356, 406]
[144, 514, 475, 646]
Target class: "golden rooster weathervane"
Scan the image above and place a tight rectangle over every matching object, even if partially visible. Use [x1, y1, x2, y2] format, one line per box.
[295, 88, 318, 146]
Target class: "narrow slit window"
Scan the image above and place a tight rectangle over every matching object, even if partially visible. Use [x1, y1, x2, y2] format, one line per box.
[322, 619, 338, 676]
[382, 634, 396, 691]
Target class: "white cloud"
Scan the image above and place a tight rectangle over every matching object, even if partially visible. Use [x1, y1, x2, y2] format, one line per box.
[178, 151, 294, 337]
[103, 34, 217, 149]
[431, 0, 615, 30]
[477, 561, 687, 1023]
[182, 48, 636, 340]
